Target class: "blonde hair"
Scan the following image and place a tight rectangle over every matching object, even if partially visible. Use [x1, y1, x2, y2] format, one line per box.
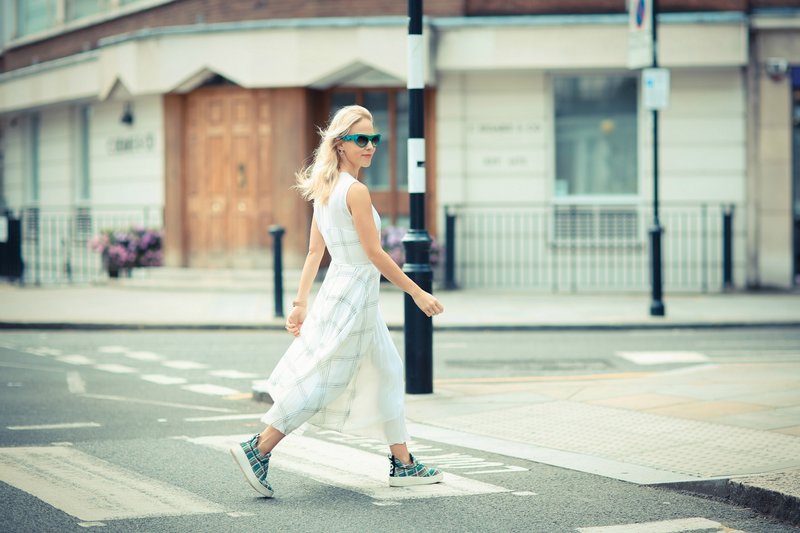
[295, 105, 373, 205]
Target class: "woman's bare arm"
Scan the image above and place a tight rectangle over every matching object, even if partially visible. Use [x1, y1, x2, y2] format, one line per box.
[347, 182, 443, 317]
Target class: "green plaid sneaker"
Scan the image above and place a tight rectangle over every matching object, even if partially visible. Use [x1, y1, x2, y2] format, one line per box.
[229, 434, 274, 497]
[388, 453, 444, 487]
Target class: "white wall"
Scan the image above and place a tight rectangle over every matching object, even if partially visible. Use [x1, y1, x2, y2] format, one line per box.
[437, 67, 748, 290]
[437, 70, 549, 209]
[90, 94, 164, 207]
[38, 107, 74, 207]
[641, 68, 746, 205]
[0, 94, 164, 210]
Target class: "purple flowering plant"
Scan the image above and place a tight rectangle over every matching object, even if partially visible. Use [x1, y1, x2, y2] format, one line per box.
[89, 226, 164, 272]
[380, 226, 440, 268]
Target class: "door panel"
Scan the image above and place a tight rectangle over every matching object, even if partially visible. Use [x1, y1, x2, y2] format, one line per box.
[184, 87, 260, 267]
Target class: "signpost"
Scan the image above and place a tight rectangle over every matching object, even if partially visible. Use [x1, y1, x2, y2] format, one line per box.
[403, 0, 434, 394]
[629, 0, 666, 317]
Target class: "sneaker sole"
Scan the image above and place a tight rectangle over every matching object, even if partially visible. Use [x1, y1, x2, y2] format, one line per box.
[229, 445, 274, 498]
[389, 471, 444, 487]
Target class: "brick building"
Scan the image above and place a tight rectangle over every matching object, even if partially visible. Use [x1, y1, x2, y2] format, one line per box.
[0, 1, 798, 289]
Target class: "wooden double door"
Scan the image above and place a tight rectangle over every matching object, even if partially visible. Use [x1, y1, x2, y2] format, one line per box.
[183, 86, 273, 268]
[173, 85, 436, 269]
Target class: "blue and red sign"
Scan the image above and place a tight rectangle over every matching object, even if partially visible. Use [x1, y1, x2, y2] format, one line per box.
[635, 0, 647, 28]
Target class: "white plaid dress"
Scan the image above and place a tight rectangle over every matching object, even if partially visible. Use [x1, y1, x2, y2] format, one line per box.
[260, 173, 409, 445]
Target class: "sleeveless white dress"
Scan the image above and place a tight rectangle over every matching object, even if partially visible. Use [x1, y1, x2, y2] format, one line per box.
[260, 173, 409, 445]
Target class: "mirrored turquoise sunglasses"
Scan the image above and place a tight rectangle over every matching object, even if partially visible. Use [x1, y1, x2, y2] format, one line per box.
[340, 133, 381, 148]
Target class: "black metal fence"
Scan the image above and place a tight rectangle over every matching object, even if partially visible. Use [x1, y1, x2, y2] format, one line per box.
[443, 203, 741, 292]
[18, 205, 163, 285]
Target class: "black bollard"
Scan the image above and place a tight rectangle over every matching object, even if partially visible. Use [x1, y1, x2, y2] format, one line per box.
[649, 224, 665, 316]
[269, 225, 285, 318]
[444, 208, 457, 290]
[722, 206, 734, 290]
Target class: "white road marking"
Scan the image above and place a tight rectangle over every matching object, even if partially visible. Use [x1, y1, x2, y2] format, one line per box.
[183, 414, 263, 422]
[78, 522, 107, 528]
[97, 346, 129, 354]
[372, 501, 402, 506]
[226, 512, 255, 517]
[80, 393, 234, 413]
[141, 374, 188, 385]
[181, 384, 240, 396]
[123, 351, 162, 362]
[8, 422, 101, 431]
[32, 347, 63, 356]
[615, 351, 710, 365]
[0, 446, 224, 521]
[162, 360, 208, 370]
[576, 517, 743, 533]
[512, 491, 537, 496]
[186, 433, 509, 501]
[66, 372, 86, 394]
[318, 431, 526, 476]
[94, 364, 137, 374]
[208, 370, 260, 379]
[0, 362, 63, 373]
[57, 355, 94, 365]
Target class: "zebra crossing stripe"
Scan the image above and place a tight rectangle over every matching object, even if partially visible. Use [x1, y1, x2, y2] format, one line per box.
[7, 422, 101, 431]
[184, 433, 509, 501]
[0, 446, 224, 521]
[576, 517, 745, 533]
[615, 351, 710, 365]
[141, 374, 188, 385]
[181, 384, 240, 396]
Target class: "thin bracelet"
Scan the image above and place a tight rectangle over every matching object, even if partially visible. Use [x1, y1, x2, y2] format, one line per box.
[292, 300, 307, 307]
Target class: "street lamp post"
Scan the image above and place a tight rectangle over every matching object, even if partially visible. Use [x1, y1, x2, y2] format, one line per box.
[403, 0, 434, 394]
[649, 0, 665, 317]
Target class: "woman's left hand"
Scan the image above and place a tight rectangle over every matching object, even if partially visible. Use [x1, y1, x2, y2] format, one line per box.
[285, 306, 306, 337]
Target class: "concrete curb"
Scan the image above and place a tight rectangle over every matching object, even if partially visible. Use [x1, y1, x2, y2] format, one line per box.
[659, 478, 800, 526]
[2, 321, 800, 332]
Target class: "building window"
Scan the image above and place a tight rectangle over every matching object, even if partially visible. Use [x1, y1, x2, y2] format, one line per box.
[29, 113, 40, 204]
[16, 0, 57, 37]
[554, 76, 638, 198]
[65, 0, 110, 22]
[328, 89, 409, 224]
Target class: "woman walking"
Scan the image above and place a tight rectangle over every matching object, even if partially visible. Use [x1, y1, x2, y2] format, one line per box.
[230, 105, 444, 497]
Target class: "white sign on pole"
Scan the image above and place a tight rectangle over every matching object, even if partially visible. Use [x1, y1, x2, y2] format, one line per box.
[642, 68, 670, 110]
[628, 0, 653, 70]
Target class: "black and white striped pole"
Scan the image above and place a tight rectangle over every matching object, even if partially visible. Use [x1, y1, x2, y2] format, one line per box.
[403, 0, 433, 394]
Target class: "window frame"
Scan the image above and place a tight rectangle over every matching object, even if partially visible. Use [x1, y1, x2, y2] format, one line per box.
[326, 87, 409, 225]
[551, 72, 641, 205]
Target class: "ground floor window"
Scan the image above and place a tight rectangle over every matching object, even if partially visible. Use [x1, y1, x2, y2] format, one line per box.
[554, 75, 638, 198]
[328, 88, 409, 226]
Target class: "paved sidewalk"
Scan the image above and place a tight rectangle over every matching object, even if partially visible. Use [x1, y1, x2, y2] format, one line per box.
[2, 274, 800, 524]
[402, 364, 800, 526]
[1, 280, 799, 330]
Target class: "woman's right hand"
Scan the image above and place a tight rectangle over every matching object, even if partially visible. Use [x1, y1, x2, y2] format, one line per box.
[412, 290, 444, 317]
[286, 305, 306, 337]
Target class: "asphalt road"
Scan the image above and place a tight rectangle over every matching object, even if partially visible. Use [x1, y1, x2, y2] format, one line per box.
[1, 329, 798, 532]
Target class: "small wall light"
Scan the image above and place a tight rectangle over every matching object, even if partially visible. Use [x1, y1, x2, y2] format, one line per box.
[120, 102, 134, 126]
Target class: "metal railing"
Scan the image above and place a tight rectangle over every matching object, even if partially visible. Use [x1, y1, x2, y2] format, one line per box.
[443, 203, 740, 292]
[18, 205, 163, 285]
